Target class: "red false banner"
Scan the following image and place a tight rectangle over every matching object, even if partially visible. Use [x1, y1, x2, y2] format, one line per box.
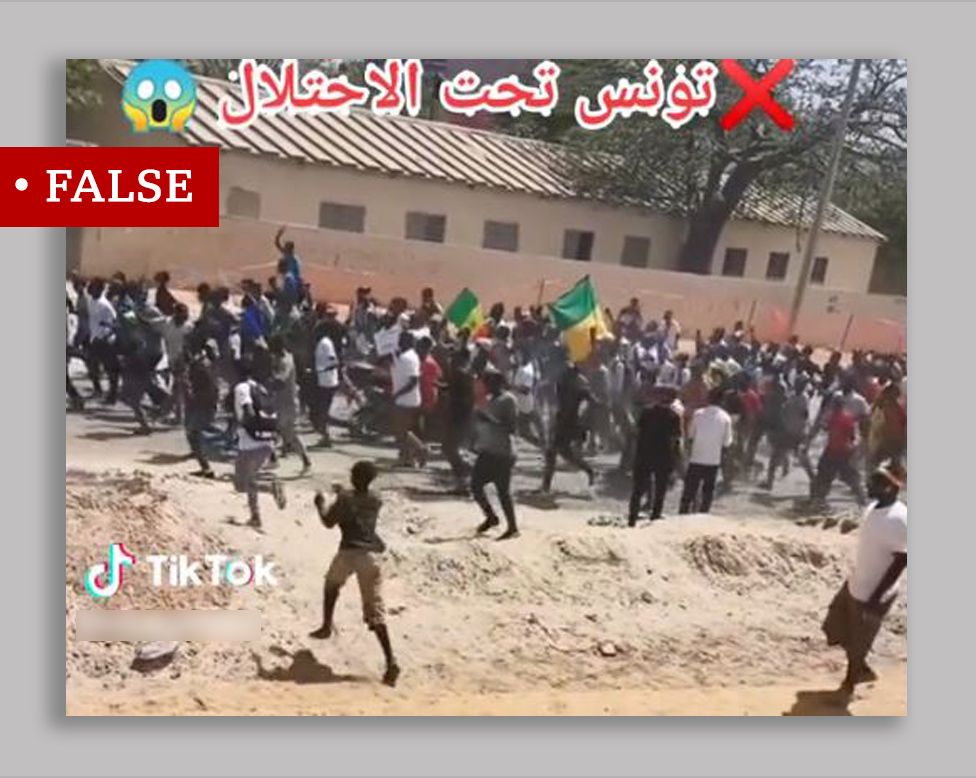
[0, 146, 220, 227]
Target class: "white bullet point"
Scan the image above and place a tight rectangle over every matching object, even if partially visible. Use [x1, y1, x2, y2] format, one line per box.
[14, 178, 27, 191]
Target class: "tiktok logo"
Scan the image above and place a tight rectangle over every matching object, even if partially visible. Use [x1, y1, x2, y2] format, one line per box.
[84, 543, 137, 599]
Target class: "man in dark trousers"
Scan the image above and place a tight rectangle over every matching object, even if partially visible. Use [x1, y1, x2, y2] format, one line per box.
[440, 347, 475, 492]
[541, 362, 595, 493]
[680, 387, 733, 514]
[810, 393, 867, 506]
[822, 462, 907, 695]
[471, 369, 520, 540]
[184, 336, 219, 479]
[628, 385, 683, 526]
[310, 460, 400, 687]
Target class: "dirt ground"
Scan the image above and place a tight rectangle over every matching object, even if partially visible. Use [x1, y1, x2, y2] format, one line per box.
[65, 398, 907, 717]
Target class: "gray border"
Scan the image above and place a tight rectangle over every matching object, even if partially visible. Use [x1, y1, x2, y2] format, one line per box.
[3, 1, 969, 775]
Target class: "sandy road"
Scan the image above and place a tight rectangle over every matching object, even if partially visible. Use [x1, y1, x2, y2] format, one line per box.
[66, 403, 906, 717]
[67, 665, 906, 716]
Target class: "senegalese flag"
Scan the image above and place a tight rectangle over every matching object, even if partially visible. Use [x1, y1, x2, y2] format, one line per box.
[445, 287, 484, 333]
[549, 276, 608, 363]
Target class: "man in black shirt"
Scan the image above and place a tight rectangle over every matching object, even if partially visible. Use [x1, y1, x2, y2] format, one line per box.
[440, 347, 475, 491]
[471, 370, 520, 540]
[309, 461, 400, 687]
[541, 363, 595, 493]
[184, 335, 219, 478]
[628, 385, 683, 525]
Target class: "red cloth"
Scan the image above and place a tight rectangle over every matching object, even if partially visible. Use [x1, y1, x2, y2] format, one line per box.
[739, 388, 762, 420]
[826, 410, 857, 457]
[420, 356, 442, 411]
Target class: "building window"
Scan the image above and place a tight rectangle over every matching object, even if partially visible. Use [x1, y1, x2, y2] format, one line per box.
[226, 186, 260, 219]
[721, 247, 747, 277]
[766, 251, 790, 281]
[483, 220, 519, 252]
[811, 256, 829, 285]
[319, 202, 365, 233]
[620, 236, 651, 268]
[405, 211, 446, 243]
[562, 229, 594, 261]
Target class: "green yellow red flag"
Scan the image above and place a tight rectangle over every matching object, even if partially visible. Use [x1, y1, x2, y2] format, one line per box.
[548, 276, 608, 362]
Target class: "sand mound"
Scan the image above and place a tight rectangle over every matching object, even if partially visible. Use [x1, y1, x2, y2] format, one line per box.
[682, 534, 836, 586]
[66, 470, 243, 685]
[66, 471, 907, 702]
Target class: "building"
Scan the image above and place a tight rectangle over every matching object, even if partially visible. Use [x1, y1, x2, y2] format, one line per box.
[67, 60, 904, 351]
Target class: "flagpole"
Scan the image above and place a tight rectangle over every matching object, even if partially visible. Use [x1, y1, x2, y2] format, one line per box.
[787, 58, 863, 337]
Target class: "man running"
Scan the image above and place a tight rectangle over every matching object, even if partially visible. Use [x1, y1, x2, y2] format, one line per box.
[810, 393, 867, 506]
[416, 336, 442, 443]
[761, 376, 810, 490]
[87, 278, 120, 404]
[629, 385, 683, 525]
[184, 336, 219, 479]
[232, 362, 286, 530]
[154, 302, 193, 424]
[268, 334, 311, 474]
[679, 387, 733, 514]
[541, 362, 595, 494]
[440, 347, 475, 491]
[471, 369, 520, 540]
[512, 344, 544, 447]
[312, 320, 340, 447]
[310, 460, 400, 687]
[390, 332, 428, 467]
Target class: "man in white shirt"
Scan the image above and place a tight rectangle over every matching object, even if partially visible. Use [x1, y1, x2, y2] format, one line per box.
[143, 302, 193, 423]
[269, 334, 312, 475]
[662, 309, 682, 352]
[840, 380, 871, 422]
[86, 278, 120, 404]
[679, 388, 733, 514]
[512, 349, 544, 447]
[656, 358, 680, 389]
[313, 325, 340, 447]
[232, 363, 287, 530]
[390, 332, 428, 467]
[823, 462, 907, 694]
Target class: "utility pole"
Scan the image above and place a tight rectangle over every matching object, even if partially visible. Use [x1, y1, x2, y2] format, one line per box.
[788, 58, 863, 336]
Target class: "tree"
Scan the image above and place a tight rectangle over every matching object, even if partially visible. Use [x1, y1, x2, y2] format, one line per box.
[66, 59, 102, 111]
[506, 59, 907, 275]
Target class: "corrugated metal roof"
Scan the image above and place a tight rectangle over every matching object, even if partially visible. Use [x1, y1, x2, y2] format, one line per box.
[100, 59, 885, 241]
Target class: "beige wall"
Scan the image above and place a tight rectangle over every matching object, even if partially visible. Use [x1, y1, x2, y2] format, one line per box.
[713, 219, 878, 293]
[218, 152, 687, 271]
[76, 216, 905, 353]
[219, 153, 880, 294]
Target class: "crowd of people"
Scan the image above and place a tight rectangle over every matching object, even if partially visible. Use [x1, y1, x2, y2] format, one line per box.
[65, 229, 909, 691]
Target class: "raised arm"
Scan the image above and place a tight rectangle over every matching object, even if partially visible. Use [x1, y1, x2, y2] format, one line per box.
[313, 491, 341, 528]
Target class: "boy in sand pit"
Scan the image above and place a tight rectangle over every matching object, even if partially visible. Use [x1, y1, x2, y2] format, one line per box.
[310, 461, 400, 687]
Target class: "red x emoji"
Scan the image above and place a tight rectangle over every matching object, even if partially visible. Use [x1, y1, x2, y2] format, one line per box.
[719, 59, 795, 131]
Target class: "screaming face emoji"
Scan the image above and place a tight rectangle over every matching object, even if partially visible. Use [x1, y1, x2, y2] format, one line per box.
[121, 60, 197, 133]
